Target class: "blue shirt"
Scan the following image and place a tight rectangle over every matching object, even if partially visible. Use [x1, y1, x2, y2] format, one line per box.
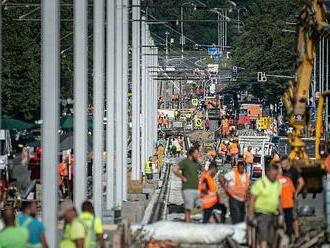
[18, 213, 45, 245]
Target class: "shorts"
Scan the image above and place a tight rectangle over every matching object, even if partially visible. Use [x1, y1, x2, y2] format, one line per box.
[146, 174, 153, 180]
[256, 213, 276, 244]
[182, 189, 199, 210]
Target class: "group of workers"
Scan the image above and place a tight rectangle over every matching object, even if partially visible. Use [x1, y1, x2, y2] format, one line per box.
[157, 114, 170, 129]
[173, 145, 305, 248]
[0, 199, 105, 248]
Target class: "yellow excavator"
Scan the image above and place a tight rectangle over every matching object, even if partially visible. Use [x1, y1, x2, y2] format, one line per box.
[283, 0, 330, 193]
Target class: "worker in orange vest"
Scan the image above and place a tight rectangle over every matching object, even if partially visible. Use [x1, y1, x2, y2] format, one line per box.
[219, 140, 228, 164]
[278, 174, 296, 240]
[58, 160, 69, 197]
[222, 118, 230, 138]
[229, 139, 239, 166]
[244, 146, 254, 179]
[220, 161, 249, 224]
[199, 162, 226, 223]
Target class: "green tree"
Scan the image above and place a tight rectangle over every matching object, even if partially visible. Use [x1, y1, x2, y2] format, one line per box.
[231, 0, 305, 104]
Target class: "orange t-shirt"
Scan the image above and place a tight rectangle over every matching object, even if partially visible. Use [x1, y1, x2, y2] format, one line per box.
[325, 155, 330, 175]
[278, 175, 295, 209]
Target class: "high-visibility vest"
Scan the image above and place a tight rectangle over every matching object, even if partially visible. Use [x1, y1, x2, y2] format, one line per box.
[59, 162, 68, 177]
[145, 161, 152, 174]
[229, 143, 239, 155]
[220, 144, 227, 155]
[199, 172, 218, 209]
[228, 169, 249, 202]
[278, 175, 295, 209]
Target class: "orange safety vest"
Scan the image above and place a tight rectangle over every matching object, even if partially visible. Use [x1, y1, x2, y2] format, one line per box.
[59, 162, 68, 177]
[199, 172, 218, 209]
[244, 151, 254, 164]
[228, 169, 249, 201]
[220, 144, 227, 155]
[229, 143, 239, 155]
[278, 175, 295, 209]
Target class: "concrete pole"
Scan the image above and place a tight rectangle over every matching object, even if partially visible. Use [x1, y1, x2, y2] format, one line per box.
[74, 0, 88, 209]
[141, 18, 147, 172]
[0, 2, 2, 129]
[154, 48, 159, 143]
[132, 0, 141, 180]
[122, 0, 129, 201]
[115, 0, 123, 207]
[146, 31, 153, 156]
[181, 7, 184, 59]
[41, 0, 59, 246]
[106, 0, 116, 211]
[165, 31, 169, 63]
[217, 12, 220, 50]
[93, 0, 105, 217]
[326, 40, 329, 133]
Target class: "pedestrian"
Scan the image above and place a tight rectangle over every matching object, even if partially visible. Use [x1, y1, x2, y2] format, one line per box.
[205, 118, 211, 131]
[248, 161, 282, 248]
[17, 201, 48, 248]
[173, 147, 201, 223]
[144, 157, 153, 181]
[59, 200, 86, 248]
[152, 155, 159, 180]
[278, 173, 295, 241]
[220, 160, 249, 224]
[79, 201, 105, 248]
[244, 146, 254, 179]
[219, 140, 228, 164]
[199, 162, 227, 223]
[229, 139, 239, 166]
[280, 155, 305, 240]
[0, 207, 29, 248]
[204, 151, 216, 171]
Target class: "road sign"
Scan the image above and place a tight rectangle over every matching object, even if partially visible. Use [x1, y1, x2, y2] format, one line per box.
[191, 98, 199, 106]
[257, 72, 267, 82]
[194, 118, 202, 128]
[208, 47, 219, 56]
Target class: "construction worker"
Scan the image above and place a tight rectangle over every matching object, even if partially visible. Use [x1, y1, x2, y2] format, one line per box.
[17, 201, 48, 248]
[229, 139, 239, 166]
[248, 161, 282, 248]
[144, 157, 153, 181]
[173, 147, 201, 223]
[244, 146, 254, 179]
[204, 151, 216, 171]
[0, 208, 29, 248]
[278, 173, 296, 241]
[220, 160, 249, 224]
[219, 140, 228, 164]
[60, 200, 87, 248]
[79, 201, 105, 248]
[280, 155, 305, 240]
[59, 159, 69, 198]
[199, 162, 226, 223]
[222, 118, 230, 138]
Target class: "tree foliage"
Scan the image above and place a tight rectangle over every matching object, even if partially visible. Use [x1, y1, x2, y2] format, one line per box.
[231, 0, 305, 104]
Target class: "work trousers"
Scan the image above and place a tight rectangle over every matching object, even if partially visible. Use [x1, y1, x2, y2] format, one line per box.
[229, 197, 246, 224]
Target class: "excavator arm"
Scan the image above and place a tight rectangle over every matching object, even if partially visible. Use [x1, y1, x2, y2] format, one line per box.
[283, 0, 330, 163]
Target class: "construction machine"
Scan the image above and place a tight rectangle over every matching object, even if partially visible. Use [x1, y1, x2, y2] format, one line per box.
[283, 0, 330, 193]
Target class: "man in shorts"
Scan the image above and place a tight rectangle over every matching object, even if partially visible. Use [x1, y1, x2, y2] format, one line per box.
[173, 146, 201, 222]
[248, 161, 282, 248]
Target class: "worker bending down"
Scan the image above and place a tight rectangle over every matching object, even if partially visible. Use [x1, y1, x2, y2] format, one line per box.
[199, 162, 226, 223]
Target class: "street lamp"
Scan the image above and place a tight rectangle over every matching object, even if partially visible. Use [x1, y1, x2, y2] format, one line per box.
[180, 2, 196, 59]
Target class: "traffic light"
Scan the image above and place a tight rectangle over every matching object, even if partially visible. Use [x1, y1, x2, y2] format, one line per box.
[232, 66, 238, 81]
